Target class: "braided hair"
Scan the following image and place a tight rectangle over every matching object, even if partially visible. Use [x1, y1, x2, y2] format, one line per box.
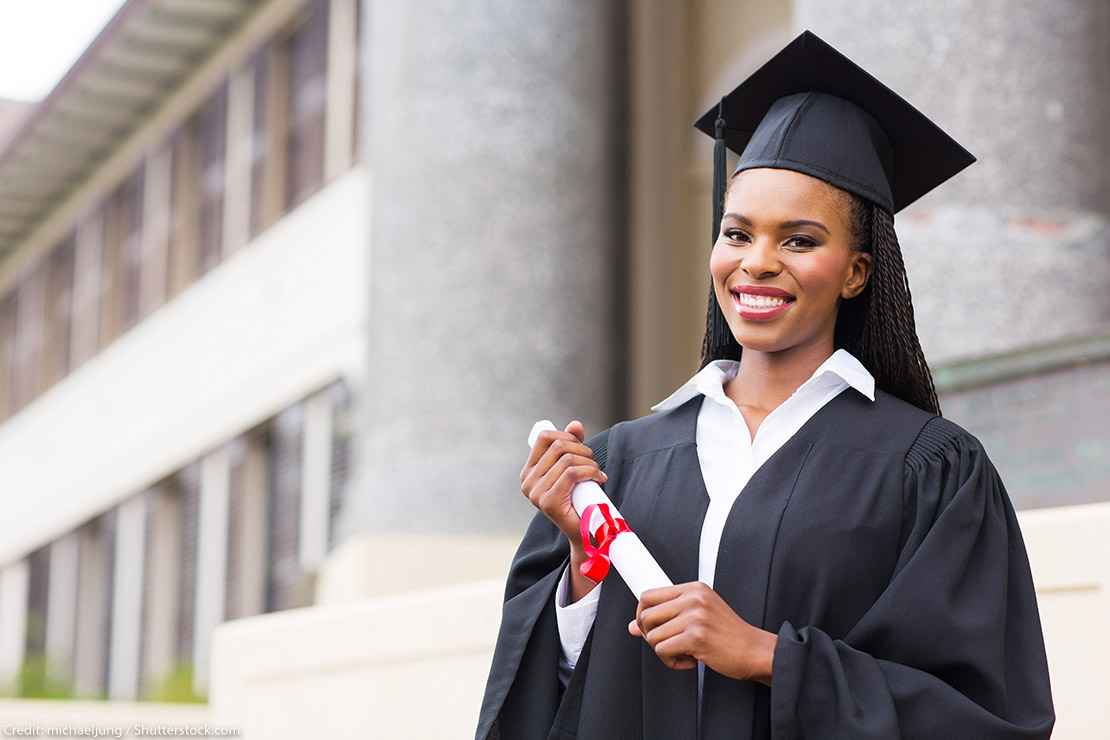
[698, 173, 942, 416]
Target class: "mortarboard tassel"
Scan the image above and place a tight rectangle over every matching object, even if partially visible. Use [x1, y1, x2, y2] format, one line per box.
[712, 96, 727, 243]
[709, 97, 735, 352]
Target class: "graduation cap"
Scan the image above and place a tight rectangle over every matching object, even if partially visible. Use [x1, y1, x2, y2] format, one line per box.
[693, 29, 976, 243]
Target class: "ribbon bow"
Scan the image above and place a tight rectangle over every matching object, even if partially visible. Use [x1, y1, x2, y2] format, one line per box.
[578, 502, 632, 582]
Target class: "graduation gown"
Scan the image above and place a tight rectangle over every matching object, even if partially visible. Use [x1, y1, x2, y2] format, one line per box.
[474, 387, 1055, 739]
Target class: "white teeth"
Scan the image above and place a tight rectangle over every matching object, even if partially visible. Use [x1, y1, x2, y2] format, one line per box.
[735, 292, 789, 308]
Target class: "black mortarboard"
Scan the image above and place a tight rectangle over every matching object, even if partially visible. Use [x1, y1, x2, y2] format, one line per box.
[693, 29, 975, 242]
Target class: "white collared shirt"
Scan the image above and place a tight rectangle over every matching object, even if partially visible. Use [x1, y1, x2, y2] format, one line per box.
[554, 348, 876, 688]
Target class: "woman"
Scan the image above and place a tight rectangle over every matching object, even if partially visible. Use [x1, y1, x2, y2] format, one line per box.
[475, 30, 1054, 740]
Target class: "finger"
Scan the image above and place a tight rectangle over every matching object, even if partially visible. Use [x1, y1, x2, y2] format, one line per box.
[539, 464, 609, 518]
[653, 632, 697, 663]
[644, 612, 693, 650]
[628, 618, 641, 637]
[524, 437, 596, 492]
[565, 419, 585, 442]
[536, 455, 603, 506]
[523, 446, 595, 505]
[663, 655, 698, 670]
[521, 429, 584, 482]
[536, 436, 596, 479]
[637, 597, 689, 637]
[638, 584, 688, 610]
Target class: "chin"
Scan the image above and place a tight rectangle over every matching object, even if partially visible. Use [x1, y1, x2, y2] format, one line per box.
[730, 325, 795, 354]
[736, 338, 790, 354]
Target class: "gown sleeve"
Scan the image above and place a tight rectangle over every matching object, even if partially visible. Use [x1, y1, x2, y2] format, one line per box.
[554, 561, 603, 687]
[473, 427, 611, 740]
[769, 415, 1055, 740]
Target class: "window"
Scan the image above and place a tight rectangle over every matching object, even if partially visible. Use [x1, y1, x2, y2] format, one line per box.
[249, 43, 288, 238]
[13, 264, 46, 410]
[328, 380, 352, 550]
[118, 171, 145, 333]
[197, 83, 228, 275]
[266, 403, 305, 612]
[285, 0, 328, 209]
[44, 236, 75, 386]
[0, 292, 15, 419]
[24, 546, 51, 663]
[99, 170, 143, 349]
[169, 123, 200, 298]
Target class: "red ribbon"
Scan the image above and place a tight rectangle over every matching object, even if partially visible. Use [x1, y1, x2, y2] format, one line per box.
[578, 503, 632, 582]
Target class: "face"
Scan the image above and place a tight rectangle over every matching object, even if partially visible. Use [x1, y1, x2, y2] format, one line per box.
[710, 167, 872, 354]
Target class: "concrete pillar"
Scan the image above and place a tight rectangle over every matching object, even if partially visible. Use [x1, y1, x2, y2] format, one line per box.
[792, 2, 1110, 508]
[143, 486, 182, 695]
[45, 534, 80, 684]
[193, 446, 230, 695]
[109, 494, 147, 700]
[301, 389, 333, 571]
[349, 0, 628, 544]
[140, 145, 172, 315]
[70, 213, 103, 368]
[0, 560, 29, 690]
[792, 2, 1110, 363]
[223, 64, 254, 256]
[325, 0, 358, 180]
[73, 521, 110, 698]
[228, 436, 268, 619]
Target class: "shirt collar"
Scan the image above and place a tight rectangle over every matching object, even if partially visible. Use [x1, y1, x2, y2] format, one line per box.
[649, 348, 876, 413]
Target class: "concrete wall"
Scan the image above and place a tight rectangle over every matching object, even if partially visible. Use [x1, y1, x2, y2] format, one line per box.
[209, 502, 1108, 739]
[0, 168, 368, 566]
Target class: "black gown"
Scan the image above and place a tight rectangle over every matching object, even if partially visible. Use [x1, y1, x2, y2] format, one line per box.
[475, 387, 1055, 739]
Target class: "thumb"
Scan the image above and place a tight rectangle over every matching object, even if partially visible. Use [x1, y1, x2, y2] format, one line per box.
[565, 419, 585, 442]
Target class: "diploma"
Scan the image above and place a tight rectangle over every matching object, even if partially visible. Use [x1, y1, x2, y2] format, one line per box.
[528, 420, 673, 599]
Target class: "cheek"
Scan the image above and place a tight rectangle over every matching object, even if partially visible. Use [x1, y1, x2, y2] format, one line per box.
[708, 243, 728, 278]
[791, 255, 846, 300]
[708, 243, 738, 288]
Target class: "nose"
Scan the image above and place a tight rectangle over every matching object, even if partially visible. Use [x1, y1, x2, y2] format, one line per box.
[740, 236, 783, 279]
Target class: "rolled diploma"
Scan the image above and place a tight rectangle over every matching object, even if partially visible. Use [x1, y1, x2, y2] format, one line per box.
[528, 420, 673, 599]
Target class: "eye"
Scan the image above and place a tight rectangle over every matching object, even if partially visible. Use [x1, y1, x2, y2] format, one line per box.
[785, 235, 817, 249]
[723, 229, 750, 242]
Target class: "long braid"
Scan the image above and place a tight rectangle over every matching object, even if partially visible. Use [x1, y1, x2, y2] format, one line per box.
[699, 173, 942, 416]
[852, 200, 941, 414]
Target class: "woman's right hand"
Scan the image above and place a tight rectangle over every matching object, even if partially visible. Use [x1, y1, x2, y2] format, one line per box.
[519, 419, 608, 553]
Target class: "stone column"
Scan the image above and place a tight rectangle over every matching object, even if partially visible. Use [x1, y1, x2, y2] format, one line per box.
[46, 534, 80, 684]
[347, 1, 628, 546]
[793, 1, 1110, 362]
[222, 64, 254, 257]
[142, 486, 182, 695]
[193, 447, 230, 695]
[0, 560, 28, 689]
[792, 3, 1110, 508]
[73, 521, 110, 698]
[109, 494, 147, 700]
[300, 389, 334, 571]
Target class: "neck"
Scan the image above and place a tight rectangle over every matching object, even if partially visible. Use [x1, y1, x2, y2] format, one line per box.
[725, 336, 836, 413]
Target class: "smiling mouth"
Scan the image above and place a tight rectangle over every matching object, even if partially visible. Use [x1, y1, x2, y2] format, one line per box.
[731, 289, 796, 307]
[729, 291, 796, 320]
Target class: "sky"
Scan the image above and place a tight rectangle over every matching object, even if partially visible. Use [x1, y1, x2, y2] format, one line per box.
[0, 0, 129, 101]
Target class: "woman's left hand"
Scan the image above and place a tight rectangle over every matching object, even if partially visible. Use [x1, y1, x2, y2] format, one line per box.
[628, 581, 778, 687]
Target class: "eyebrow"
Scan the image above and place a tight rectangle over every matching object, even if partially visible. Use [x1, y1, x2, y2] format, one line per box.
[723, 212, 831, 235]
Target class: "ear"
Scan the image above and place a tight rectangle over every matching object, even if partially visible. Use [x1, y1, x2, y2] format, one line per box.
[842, 251, 873, 300]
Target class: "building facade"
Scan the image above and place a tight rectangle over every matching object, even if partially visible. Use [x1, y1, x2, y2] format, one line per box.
[0, 0, 362, 700]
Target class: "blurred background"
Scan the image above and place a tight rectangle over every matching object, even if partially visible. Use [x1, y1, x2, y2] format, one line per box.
[0, 1, 1106, 738]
